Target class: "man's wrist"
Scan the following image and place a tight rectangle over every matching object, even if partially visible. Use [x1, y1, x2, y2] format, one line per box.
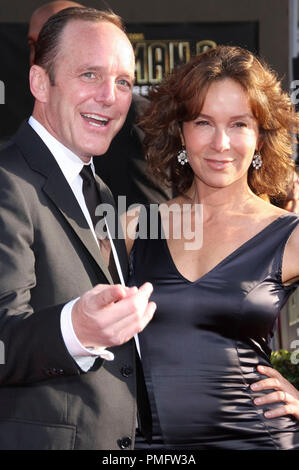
[60, 298, 114, 361]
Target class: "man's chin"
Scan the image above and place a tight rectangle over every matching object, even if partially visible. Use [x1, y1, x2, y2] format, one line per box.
[77, 141, 113, 159]
[76, 125, 124, 157]
[92, 143, 113, 157]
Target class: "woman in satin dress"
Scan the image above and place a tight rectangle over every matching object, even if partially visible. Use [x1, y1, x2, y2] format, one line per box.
[124, 46, 299, 450]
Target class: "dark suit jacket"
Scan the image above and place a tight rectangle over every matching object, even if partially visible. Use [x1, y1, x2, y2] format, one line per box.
[0, 122, 138, 450]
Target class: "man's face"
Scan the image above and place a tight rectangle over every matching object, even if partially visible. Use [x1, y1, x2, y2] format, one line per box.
[34, 20, 135, 161]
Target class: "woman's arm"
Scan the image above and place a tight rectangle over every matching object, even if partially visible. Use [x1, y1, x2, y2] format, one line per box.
[254, 221, 299, 420]
[282, 223, 299, 284]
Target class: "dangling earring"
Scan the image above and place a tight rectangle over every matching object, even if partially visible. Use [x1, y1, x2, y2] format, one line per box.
[252, 153, 262, 170]
[177, 148, 189, 165]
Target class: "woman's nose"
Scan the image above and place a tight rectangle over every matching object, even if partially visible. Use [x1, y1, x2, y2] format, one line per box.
[211, 128, 230, 152]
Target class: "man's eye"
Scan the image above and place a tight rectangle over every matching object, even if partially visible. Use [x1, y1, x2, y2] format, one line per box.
[82, 72, 96, 79]
[117, 79, 132, 88]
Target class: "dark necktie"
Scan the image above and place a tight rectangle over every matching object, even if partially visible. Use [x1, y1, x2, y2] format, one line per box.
[80, 164, 119, 282]
[80, 164, 101, 229]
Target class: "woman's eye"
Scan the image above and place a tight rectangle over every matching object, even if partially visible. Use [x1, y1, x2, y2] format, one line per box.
[195, 120, 210, 126]
[234, 121, 247, 128]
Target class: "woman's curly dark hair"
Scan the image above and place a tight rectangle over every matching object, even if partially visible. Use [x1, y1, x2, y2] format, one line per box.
[140, 45, 299, 197]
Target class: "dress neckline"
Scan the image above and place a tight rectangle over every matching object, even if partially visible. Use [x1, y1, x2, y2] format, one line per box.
[159, 212, 296, 285]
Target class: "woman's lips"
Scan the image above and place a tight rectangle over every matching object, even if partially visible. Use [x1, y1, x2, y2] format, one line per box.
[205, 158, 234, 170]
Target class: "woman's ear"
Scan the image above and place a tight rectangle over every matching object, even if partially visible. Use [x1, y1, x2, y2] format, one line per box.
[29, 65, 50, 103]
[256, 133, 264, 153]
[178, 124, 185, 147]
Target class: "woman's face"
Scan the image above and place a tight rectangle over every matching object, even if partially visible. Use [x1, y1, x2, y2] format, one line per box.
[181, 78, 261, 190]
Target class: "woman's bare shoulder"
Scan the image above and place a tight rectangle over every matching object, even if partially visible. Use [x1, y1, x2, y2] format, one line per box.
[251, 198, 293, 223]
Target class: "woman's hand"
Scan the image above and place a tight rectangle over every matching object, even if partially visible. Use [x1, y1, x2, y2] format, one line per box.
[251, 365, 299, 420]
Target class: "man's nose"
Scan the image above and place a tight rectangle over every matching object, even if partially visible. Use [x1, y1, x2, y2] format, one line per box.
[95, 79, 116, 106]
[211, 128, 230, 152]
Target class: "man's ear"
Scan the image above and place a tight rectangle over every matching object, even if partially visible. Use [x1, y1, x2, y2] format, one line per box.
[29, 65, 50, 103]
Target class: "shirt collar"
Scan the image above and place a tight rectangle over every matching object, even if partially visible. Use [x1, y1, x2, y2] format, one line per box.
[28, 116, 95, 184]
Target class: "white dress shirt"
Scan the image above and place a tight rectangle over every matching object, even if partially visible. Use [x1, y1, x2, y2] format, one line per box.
[28, 116, 115, 370]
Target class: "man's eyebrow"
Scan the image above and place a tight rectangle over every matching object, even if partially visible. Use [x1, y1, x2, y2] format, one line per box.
[76, 65, 102, 73]
[76, 65, 134, 79]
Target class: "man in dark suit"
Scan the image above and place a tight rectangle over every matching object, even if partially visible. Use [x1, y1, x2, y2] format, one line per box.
[0, 7, 155, 450]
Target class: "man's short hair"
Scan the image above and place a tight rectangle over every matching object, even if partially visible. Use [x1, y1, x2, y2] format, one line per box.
[34, 7, 124, 85]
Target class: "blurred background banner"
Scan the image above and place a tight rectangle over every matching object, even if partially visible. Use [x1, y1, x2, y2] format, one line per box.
[0, 20, 258, 140]
[127, 22, 259, 96]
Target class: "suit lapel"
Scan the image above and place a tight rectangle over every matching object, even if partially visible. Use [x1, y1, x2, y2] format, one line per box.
[14, 122, 113, 284]
[44, 170, 114, 284]
[95, 174, 129, 282]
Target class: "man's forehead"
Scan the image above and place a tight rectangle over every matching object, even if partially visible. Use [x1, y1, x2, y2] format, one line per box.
[61, 20, 127, 45]
[56, 20, 135, 75]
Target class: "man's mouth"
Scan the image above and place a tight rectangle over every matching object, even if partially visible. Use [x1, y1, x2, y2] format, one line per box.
[81, 113, 110, 127]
